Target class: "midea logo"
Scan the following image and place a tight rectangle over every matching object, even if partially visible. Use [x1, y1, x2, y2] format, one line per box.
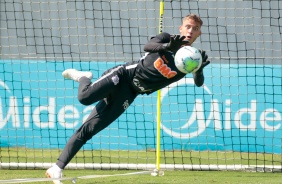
[160, 78, 212, 139]
[159, 78, 281, 139]
[0, 79, 93, 129]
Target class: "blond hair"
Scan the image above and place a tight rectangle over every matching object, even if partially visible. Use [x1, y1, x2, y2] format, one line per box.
[183, 14, 203, 26]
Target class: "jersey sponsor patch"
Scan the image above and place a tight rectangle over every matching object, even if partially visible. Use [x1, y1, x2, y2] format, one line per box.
[154, 57, 177, 79]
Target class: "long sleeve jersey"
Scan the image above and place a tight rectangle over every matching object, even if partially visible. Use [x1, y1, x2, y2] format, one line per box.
[129, 32, 204, 95]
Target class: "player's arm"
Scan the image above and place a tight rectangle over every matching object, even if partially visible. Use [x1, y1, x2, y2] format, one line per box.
[144, 32, 189, 53]
[193, 49, 210, 87]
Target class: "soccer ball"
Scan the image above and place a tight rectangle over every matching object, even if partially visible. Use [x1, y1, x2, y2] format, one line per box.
[174, 46, 202, 74]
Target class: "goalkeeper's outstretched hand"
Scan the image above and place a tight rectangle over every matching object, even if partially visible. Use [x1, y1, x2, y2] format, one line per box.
[165, 35, 189, 53]
[195, 49, 210, 74]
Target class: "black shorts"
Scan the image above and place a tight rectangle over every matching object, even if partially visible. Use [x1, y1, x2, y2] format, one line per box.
[74, 64, 139, 141]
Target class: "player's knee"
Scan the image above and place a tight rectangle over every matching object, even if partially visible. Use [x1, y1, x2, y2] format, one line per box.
[77, 94, 92, 106]
[75, 123, 96, 141]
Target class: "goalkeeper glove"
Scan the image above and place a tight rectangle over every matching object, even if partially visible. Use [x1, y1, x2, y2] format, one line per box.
[195, 49, 210, 74]
[164, 35, 189, 53]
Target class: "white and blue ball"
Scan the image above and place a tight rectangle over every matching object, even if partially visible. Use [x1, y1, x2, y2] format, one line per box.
[174, 46, 202, 74]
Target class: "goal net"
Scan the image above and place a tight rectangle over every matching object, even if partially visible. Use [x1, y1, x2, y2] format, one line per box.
[0, 0, 281, 172]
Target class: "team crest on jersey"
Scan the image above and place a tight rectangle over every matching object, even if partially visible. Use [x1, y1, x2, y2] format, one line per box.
[154, 57, 177, 78]
[122, 100, 129, 110]
[111, 75, 119, 85]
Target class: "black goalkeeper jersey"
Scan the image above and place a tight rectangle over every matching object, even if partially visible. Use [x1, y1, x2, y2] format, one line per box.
[130, 32, 186, 94]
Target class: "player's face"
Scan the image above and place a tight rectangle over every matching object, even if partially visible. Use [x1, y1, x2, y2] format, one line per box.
[179, 18, 202, 46]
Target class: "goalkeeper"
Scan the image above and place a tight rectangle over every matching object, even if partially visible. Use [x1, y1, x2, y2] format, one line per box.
[46, 14, 210, 184]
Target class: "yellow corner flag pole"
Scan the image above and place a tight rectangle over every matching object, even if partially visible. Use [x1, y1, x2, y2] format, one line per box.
[155, 0, 164, 176]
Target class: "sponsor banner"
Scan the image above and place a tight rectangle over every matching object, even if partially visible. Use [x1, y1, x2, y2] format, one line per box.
[0, 60, 281, 153]
[160, 65, 282, 153]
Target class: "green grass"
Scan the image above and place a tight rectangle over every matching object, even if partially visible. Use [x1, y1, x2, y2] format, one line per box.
[1, 148, 282, 166]
[0, 169, 282, 184]
[1, 148, 282, 183]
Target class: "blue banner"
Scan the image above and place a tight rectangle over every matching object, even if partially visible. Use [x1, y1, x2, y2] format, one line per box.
[0, 60, 281, 153]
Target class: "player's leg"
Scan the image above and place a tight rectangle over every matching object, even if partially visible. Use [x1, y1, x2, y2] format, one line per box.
[62, 66, 125, 106]
[55, 99, 110, 169]
[55, 73, 137, 169]
[47, 67, 137, 183]
[45, 102, 109, 184]
[46, 89, 137, 183]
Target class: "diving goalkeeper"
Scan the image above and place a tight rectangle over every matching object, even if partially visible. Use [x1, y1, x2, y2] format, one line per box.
[46, 14, 210, 184]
